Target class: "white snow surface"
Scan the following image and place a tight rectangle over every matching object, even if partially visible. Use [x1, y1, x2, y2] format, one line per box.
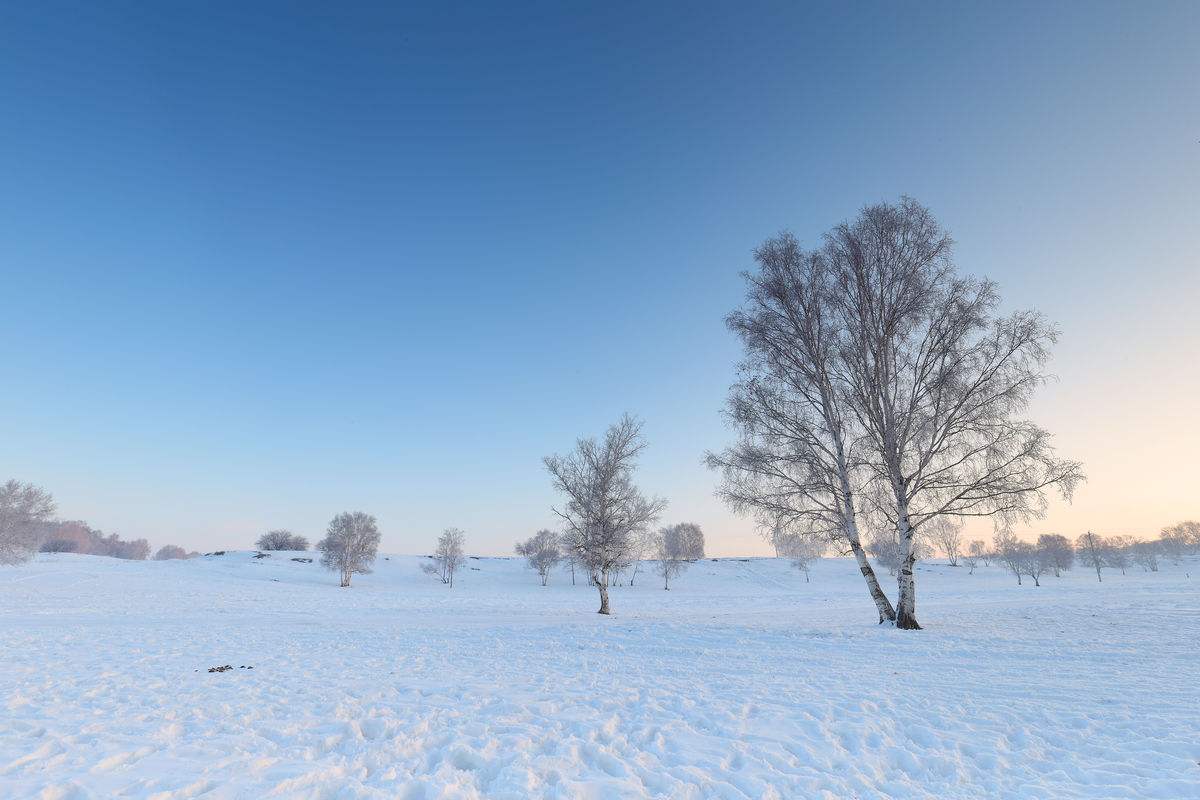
[2, 551, 1197, 799]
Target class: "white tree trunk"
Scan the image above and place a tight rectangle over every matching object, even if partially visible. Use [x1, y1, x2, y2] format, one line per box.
[895, 502, 921, 630]
[596, 574, 611, 614]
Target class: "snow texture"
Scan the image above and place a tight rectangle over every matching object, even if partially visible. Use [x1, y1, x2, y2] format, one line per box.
[2, 552, 1197, 799]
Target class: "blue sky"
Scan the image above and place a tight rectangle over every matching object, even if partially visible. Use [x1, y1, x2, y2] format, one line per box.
[3, 2, 1197, 555]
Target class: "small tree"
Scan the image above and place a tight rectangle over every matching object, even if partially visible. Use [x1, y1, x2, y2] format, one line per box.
[961, 550, 978, 575]
[1106, 535, 1134, 576]
[867, 530, 902, 576]
[545, 415, 665, 614]
[515, 529, 562, 586]
[1158, 528, 1189, 564]
[317, 511, 380, 587]
[1076, 531, 1108, 583]
[423, 527, 466, 587]
[994, 531, 1024, 585]
[256, 530, 309, 551]
[968, 540, 988, 568]
[1161, 520, 1200, 555]
[1024, 541, 1053, 587]
[777, 531, 824, 582]
[0, 480, 56, 566]
[1132, 540, 1160, 572]
[927, 517, 964, 566]
[153, 545, 192, 560]
[1036, 534, 1074, 577]
[651, 523, 704, 589]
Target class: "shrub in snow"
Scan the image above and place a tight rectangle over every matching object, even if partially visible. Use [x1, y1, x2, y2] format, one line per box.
[317, 512, 380, 588]
[41, 538, 79, 553]
[422, 527, 466, 587]
[515, 529, 562, 586]
[154, 545, 194, 560]
[651, 523, 705, 589]
[0, 480, 56, 566]
[545, 414, 665, 615]
[256, 530, 309, 551]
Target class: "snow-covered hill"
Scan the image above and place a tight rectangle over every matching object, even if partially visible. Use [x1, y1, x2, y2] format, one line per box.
[2, 551, 1197, 798]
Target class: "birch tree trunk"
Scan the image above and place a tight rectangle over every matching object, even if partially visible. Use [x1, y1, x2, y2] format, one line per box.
[895, 503, 921, 630]
[595, 573, 611, 614]
[838, 466, 897, 624]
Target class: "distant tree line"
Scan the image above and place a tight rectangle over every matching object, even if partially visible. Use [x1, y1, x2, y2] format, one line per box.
[0, 478, 195, 565]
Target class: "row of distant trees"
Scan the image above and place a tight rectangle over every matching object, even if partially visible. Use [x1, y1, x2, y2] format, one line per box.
[514, 522, 705, 591]
[857, 518, 1199, 584]
[0, 479, 195, 566]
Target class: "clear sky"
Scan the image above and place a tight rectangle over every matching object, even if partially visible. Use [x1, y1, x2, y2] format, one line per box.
[2, 2, 1197, 556]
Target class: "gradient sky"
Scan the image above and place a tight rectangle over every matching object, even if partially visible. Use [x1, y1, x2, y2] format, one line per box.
[3, 2, 1197, 556]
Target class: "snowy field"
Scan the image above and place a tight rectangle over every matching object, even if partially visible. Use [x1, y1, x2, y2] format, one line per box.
[2, 551, 1197, 799]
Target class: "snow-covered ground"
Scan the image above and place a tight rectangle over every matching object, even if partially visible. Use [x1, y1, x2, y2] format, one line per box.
[2, 551, 1197, 799]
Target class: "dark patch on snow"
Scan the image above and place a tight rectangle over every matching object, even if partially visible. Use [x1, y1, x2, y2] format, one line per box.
[291, 557, 313, 563]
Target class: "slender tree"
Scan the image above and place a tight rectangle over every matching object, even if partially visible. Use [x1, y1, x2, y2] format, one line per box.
[927, 517, 964, 566]
[707, 233, 897, 623]
[826, 198, 1083, 628]
[1076, 531, 1108, 583]
[424, 527, 466, 587]
[545, 415, 665, 615]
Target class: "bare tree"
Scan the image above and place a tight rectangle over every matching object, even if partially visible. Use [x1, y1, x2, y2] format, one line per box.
[153, 545, 194, 560]
[515, 529, 562, 586]
[423, 527, 466, 587]
[1036, 534, 1074, 577]
[706, 233, 897, 623]
[776, 530, 825, 582]
[650, 522, 704, 589]
[968, 539, 988, 568]
[1161, 520, 1200, 555]
[1106, 535, 1134, 576]
[0, 480, 56, 566]
[317, 511, 380, 587]
[1158, 523, 1193, 563]
[545, 414, 665, 615]
[961, 550, 978, 575]
[826, 198, 1083, 628]
[1076, 531, 1108, 583]
[927, 517, 964, 566]
[1024, 540, 1053, 587]
[1132, 540, 1160, 572]
[994, 531, 1025, 585]
[866, 529, 902, 576]
[256, 530, 309, 551]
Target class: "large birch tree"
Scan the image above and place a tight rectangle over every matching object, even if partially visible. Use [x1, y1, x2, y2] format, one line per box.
[707, 233, 897, 622]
